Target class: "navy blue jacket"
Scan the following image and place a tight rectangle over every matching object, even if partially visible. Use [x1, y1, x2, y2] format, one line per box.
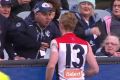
[74, 13, 107, 53]
[0, 14, 7, 59]
[22, 13, 61, 59]
[25, 14, 61, 45]
[5, 15, 41, 59]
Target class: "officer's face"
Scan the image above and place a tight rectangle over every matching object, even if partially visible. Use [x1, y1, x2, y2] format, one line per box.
[0, 5, 11, 18]
[35, 11, 53, 27]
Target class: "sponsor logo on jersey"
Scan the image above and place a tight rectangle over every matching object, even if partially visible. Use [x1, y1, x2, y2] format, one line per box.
[64, 68, 84, 78]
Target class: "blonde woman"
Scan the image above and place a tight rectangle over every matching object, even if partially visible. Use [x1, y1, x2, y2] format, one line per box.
[74, 0, 107, 53]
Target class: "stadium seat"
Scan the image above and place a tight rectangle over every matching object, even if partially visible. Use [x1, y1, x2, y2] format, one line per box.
[17, 11, 31, 19]
[95, 9, 111, 19]
[70, 4, 111, 19]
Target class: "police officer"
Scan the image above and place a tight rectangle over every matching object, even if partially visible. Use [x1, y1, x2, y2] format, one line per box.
[0, 0, 40, 60]
[0, 14, 7, 60]
[0, 0, 11, 60]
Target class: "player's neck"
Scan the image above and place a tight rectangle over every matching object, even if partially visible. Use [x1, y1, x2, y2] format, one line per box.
[62, 31, 73, 35]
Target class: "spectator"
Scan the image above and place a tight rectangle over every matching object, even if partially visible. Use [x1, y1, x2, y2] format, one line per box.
[104, 0, 120, 37]
[24, 1, 61, 59]
[0, 14, 7, 60]
[74, 0, 107, 53]
[0, 0, 60, 60]
[0, 0, 40, 60]
[46, 12, 99, 80]
[47, 0, 61, 34]
[11, 0, 32, 15]
[0, 0, 11, 60]
[61, 0, 69, 10]
[11, 0, 45, 15]
[96, 34, 120, 57]
[11, 0, 68, 16]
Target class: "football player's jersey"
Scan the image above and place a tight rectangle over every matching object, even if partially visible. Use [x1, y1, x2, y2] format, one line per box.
[54, 33, 89, 80]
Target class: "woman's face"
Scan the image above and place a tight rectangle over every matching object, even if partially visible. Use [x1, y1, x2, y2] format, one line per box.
[0, 5, 11, 18]
[112, 0, 120, 17]
[104, 35, 120, 55]
[79, 2, 94, 16]
[50, 12, 55, 20]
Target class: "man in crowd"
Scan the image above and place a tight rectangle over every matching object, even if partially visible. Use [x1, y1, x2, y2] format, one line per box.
[0, 0, 61, 60]
[24, 1, 61, 59]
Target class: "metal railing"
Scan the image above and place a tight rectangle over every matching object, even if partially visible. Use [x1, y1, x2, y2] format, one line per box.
[0, 57, 120, 67]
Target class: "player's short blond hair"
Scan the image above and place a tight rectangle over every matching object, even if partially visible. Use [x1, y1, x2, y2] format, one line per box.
[59, 12, 78, 31]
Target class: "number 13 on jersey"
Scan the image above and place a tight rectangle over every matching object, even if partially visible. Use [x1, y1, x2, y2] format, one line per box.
[64, 43, 87, 78]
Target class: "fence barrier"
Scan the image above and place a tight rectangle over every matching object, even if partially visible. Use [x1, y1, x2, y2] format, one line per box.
[0, 57, 120, 80]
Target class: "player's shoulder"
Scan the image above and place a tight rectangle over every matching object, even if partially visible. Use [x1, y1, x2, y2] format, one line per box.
[75, 36, 88, 45]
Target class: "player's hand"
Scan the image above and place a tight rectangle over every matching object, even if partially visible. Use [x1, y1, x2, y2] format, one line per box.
[40, 42, 49, 50]
[14, 56, 26, 60]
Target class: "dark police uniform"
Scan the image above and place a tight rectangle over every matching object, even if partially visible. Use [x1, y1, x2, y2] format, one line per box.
[24, 13, 61, 58]
[6, 12, 61, 59]
[0, 14, 8, 59]
[5, 15, 41, 59]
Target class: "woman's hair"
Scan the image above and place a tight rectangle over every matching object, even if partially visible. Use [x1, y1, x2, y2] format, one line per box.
[47, 0, 61, 19]
[102, 33, 120, 47]
[111, 0, 120, 11]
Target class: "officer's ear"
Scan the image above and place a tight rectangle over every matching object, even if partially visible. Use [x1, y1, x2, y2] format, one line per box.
[34, 12, 40, 19]
[35, 12, 39, 16]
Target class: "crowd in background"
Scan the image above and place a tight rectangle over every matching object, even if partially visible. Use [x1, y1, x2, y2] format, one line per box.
[0, 0, 120, 61]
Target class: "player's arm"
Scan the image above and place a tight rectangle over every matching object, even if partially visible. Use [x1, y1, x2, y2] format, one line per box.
[46, 39, 58, 80]
[85, 43, 99, 77]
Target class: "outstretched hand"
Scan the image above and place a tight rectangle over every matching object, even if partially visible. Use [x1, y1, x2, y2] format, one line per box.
[40, 42, 49, 50]
[91, 27, 101, 36]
